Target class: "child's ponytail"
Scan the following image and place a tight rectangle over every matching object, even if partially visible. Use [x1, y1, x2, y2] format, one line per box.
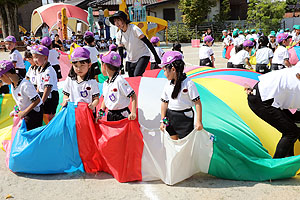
[171, 60, 185, 99]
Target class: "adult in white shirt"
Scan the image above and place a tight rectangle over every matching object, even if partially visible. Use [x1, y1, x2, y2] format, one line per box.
[109, 11, 161, 77]
[246, 67, 300, 158]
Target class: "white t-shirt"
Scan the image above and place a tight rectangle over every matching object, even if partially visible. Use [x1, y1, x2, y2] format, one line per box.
[10, 49, 25, 69]
[256, 47, 274, 65]
[199, 45, 214, 59]
[63, 77, 100, 104]
[103, 73, 135, 110]
[228, 47, 236, 62]
[84, 45, 99, 64]
[292, 34, 300, 44]
[11, 79, 42, 112]
[26, 66, 38, 86]
[272, 45, 289, 65]
[246, 35, 252, 40]
[161, 76, 200, 111]
[48, 49, 60, 66]
[258, 67, 300, 109]
[232, 37, 240, 47]
[252, 34, 258, 41]
[36, 63, 58, 93]
[238, 35, 246, 44]
[269, 41, 277, 49]
[231, 49, 250, 65]
[223, 35, 232, 46]
[150, 46, 164, 63]
[116, 24, 150, 63]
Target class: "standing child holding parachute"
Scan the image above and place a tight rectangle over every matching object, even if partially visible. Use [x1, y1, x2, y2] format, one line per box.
[62, 47, 100, 115]
[160, 51, 203, 140]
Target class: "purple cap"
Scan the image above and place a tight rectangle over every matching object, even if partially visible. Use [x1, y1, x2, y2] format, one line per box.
[109, 44, 117, 51]
[0, 60, 14, 77]
[100, 51, 121, 67]
[150, 36, 160, 43]
[84, 31, 94, 38]
[204, 35, 214, 43]
[70, 47, 90, 62]
[276, 33, 290, 43]
[159, 51, 183, 67]
[41, 36, 52, 46]
[4, 36, 16, 43]
[243, 40, 254, 47]
[31, 45, 49, 57]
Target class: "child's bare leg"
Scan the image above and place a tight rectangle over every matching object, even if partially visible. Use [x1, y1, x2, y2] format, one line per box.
[170, 135, 178, 140]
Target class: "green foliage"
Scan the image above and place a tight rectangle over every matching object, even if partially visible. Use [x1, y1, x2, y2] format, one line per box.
[213, 0, 231, 23]
[179, 0, 217, 27]
[286, 0, 298, 12]
[247, 0, 286, 34]
[167, 23, 197, 43]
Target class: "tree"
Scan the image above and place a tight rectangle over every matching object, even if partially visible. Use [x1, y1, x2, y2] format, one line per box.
[213, 0, 231, 23]
[286, 0, 298, 12]
[179, 0, 217, 27]
[247, 0, 286, 34]
[0, 0, 32, 40]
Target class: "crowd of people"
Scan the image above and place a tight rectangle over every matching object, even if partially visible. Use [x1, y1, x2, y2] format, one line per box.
[0, 10, 201, 145]
[3, 8, 300, 159]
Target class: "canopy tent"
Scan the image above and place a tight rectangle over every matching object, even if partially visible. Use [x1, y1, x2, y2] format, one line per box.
[31, 3, 89, 35]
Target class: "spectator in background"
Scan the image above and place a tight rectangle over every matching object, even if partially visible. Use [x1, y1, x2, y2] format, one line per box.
[52, 34, 64, 51]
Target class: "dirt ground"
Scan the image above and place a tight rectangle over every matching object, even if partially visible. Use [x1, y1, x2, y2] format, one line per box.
[1, 43, 300, 200]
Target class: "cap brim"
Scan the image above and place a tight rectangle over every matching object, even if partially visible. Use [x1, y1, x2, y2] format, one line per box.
[109, 16, 131, 26]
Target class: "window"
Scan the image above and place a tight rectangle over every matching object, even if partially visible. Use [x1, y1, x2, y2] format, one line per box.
[163, 8, 175, 21]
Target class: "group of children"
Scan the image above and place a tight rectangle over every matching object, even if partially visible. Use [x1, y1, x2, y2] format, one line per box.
[0, 32, 202, 141]
[219, 28, 298, 73]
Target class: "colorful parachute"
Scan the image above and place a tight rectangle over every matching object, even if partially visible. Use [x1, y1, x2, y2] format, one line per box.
[1, 67, 300, 185]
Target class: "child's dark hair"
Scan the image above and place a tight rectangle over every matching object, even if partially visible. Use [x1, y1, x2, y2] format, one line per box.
[104, 62, 120, 72]
[235, 44, 243, 53]
[172, 42, 183, 54]
[7, 67, 16, 74]
[164, 59, 185, 99]
[84, 35, 95, 45]
[258, 36, 269, 49]
[24, 50, 32, 58]
[68, 59, 94, 80]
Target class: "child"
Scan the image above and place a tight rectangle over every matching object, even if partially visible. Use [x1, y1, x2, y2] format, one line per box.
[159, 51, 203, 140]
[24, 50, 38, 88]
[268, 31, 277, 52]
[232, 30, 240, 47]
[62, 47, 100, 114]
[0, 60, 43, 130]
[227, 44, 243, 68]
[83, 31, 101, 82]
[160, 51, 203, 140]
[150, 36, 164, 69]
[172, 42, 183, 55]
[199, 35, 214, 67]
[41, 36, 62, 80]
[109, 44, 118, 52]
[4, 36, 26, 78]
[238, 31, 246, 45]
[255, 36, 273, 74]
[271, 33, 292, 70]
[245, 30, 251, 40]
[98, 51, 137, 121]
[231, 40, 254, 69]
[223, 30, 233, 48]
[31, 45, 58, 124]
[100, 38, 107, 50]
[291, 25, 300, 47]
